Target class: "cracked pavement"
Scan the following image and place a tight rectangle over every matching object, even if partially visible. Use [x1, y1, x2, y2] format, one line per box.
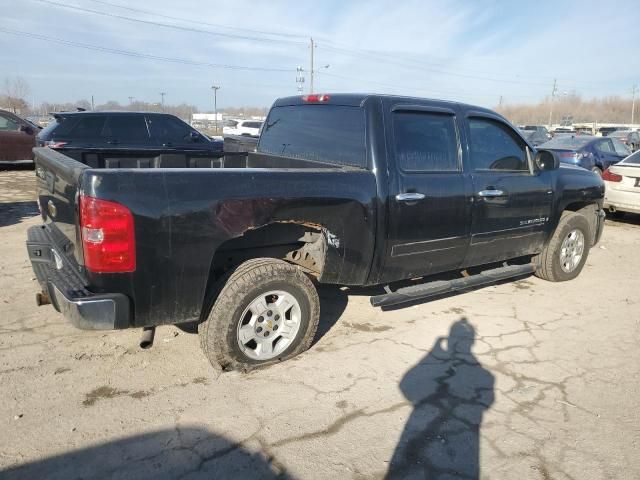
[1, 167, 639, 479]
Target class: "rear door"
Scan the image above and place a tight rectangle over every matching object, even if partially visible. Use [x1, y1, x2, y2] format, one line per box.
[102, 114, 151, 148]
[381, 102, 472, 283]
[463, 113, 552, 266]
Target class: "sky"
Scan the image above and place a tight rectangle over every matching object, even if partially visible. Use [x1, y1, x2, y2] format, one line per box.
[1, 0, 639, 111]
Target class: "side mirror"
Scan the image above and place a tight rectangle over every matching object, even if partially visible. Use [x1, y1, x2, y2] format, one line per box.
[20, 124, 34, 135]
[189, 131, 201, 142]
[535, 150, 559, 171]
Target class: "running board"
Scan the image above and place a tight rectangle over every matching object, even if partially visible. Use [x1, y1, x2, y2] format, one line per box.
[370, 263, 536, 308]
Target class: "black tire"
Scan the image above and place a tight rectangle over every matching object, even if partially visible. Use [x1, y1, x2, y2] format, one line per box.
[607, 210, 625, 219]
[534, 211, 592, 282]
[198, 258, 320, 371]
[591, 166, 602, 177]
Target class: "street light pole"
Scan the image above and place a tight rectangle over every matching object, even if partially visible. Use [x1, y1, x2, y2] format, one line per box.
[211, 85, 220, 133]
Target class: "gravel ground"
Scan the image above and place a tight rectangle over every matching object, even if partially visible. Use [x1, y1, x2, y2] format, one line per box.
[1, 166, 639, 479]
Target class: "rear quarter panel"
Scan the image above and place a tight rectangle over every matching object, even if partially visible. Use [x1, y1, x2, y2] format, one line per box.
[82, 168, 377, 327]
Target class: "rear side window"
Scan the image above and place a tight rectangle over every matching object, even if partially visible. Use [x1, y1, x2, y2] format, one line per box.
[392, 111, 459, 172]
[258, 105, 366, 168]
[104, 115, 149, 142]
[243, 121, 263, 129]
[69, 115, 107, 139]
[148, 115, 191, 143]
[595, 140, 613, 153]
[469, 118, 528, 171]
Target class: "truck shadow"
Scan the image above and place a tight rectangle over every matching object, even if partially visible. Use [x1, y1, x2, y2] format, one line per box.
[386, 317, 494, 479]
[0, 201, 39, 227]
[0, 427, 292, 480]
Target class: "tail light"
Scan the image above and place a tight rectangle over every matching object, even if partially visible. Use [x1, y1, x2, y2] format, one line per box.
[302, 94, 330, 102]
[602, 168, 622, 182]
[44, 140, 68, 149]
[79, 195, 136, 273]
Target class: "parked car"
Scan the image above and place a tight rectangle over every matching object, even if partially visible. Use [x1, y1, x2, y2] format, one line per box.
[603, 150, 640, 216]
[608, 130, 640, 152]
[519, 125, 551, 140]
[36, 111, 223, 166]
[551, 127, 576, 137]
[223, 119, 263, 137]
[539, 135, 630, 175]
[0, 109, 41, 163]
[27, 93, 605, 371]
[519, 128, 549, 146]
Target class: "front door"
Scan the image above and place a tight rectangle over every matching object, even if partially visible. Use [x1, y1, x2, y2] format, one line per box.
[463, 114, 552, 267]
[381, 105, 472, 283]
[0, 112, 34, 161]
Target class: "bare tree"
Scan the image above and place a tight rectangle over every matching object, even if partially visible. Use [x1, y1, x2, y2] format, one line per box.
[3, 76, 31, 114]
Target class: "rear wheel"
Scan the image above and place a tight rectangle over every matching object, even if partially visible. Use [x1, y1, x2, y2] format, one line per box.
[534, 211, 591, 282]
[199, 258, 320, 371]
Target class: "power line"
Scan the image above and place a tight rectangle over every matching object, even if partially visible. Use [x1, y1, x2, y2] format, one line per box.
[316, 71, 539, 101]
[85, 0, 307, 40]
[30, 0, 307, 46]
[318, 41, 613, 91]
[0, 27, 294, 73]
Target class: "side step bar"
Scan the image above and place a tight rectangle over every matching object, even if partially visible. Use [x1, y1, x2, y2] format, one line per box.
[370, 263, 536, 308]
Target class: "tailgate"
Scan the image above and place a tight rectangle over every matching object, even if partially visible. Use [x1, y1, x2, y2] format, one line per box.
[33, 147, 88, 266]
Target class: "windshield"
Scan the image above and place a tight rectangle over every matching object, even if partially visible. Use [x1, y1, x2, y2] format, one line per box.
[258, 105, 366, 168]
[540, 136, 593, 149]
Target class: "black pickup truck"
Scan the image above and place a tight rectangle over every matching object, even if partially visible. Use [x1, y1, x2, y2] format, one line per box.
[27, 94, 605, 371]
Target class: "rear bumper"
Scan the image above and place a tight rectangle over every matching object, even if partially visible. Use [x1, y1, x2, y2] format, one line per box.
[26, 225, 130, 330]
[604, 187, 640, 214]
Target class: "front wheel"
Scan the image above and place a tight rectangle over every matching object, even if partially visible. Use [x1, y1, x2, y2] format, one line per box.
[534, 211, 592, 282]
[199, 258, 320, 371]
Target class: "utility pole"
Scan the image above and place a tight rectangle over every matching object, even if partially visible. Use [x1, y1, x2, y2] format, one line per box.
[211, 85, 220, 133]
[309, 37, 315, 94]
[548, 78, 557, 129]
[499, 95, 503, 106]
[159, 92, 166, 111]
[632, 84, 637, 124]
[91, 95, 94, 111]
[128, 96, 134, 104]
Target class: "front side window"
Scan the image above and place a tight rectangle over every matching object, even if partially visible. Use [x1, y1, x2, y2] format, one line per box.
[611, 138, 631, 156]
[0, 114, 20, 131]
[148, 115, 191, 143]
[469, 118, 528, 171]
[392, 111, 459, 172]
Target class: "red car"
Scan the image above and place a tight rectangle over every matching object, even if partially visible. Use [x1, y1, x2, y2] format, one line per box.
[0, 109, 40, 163]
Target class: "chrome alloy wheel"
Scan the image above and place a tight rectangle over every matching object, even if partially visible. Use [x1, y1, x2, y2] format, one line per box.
[559, 229, 585, 273]
[236, 290, 302, 361]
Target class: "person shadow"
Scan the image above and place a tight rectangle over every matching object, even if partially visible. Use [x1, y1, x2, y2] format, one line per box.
[386, 317, 495, 480]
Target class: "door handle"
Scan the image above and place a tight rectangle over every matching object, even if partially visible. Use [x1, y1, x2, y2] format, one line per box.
[396, 192, 425, 202]
[477, 189, 506, 197]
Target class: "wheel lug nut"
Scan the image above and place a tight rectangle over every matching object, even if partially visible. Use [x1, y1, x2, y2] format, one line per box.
[267, 310, 273, 316]
[275, 315, 280, 321]
[256, 327, 262, 333]
[264, 331, 270, 337]
[257, 316, 264, 323]
[273, 325, 278, 331]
